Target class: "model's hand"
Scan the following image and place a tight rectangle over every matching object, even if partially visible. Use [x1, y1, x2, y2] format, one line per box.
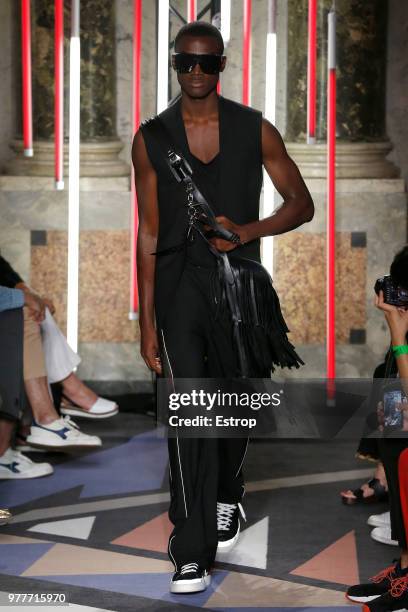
[24, 291, 46, 322]
[140, 326, 162, 375]
[42, 297, 56, 315]
[375, 290, 408, 344]
[203, 215, 248, 253]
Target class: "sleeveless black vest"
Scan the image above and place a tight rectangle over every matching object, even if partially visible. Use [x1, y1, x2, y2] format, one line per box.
[140, 94, 263, 328]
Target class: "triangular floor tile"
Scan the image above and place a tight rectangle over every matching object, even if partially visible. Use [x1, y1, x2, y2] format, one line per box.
[290, 530, 359, 586]
[215, 517, 268, 569]
[112, 512, 172, 553]
[32, 570, 229, 607]
[205, 571, 349, 607]
[28, 516, 95, 540]
[0, 543, 55, 576]
[0, 534, 50, 545]
[22, 543, 173, 576]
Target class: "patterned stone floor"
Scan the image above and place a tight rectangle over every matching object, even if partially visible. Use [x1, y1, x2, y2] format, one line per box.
[0, 412, 395, 611]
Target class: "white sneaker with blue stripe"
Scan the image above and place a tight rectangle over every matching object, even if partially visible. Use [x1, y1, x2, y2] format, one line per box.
[0, 448, 53, 479]
[26, 416, 102, 450]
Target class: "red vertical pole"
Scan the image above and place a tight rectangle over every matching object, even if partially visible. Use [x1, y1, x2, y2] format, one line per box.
[327, 6, 336, 380]
[21, 0, 33, 157]
[307, 0, 317, 144]
[130, 0, 142, 319]
[54, 0, 64, 189]
[187, 0, 196, 22]
[242, 0, 252, 106]
[398, 450, 408, 540]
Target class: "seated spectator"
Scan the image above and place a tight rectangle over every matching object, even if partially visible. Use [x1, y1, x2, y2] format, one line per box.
[0, 252, 118, 421]
[0, 284, 54, 478]
[0, 252, 117, 478]
[346, 245, 408, 611]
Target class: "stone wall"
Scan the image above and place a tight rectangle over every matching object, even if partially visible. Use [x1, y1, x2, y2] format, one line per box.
[0, 1, 16, 174]
[1, 0, 407, 177]
[0, 0, 407, 386]
[386, 0, 408, 186]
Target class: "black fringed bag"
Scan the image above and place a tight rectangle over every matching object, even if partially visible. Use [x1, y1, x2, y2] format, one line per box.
[142, 116, 304, 378]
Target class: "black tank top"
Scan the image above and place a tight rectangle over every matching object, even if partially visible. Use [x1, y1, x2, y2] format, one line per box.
[186, 152, 220, 268]
[139, 95, 263, 328]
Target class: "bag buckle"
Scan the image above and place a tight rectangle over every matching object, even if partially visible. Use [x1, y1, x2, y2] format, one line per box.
[167, 149, 193, 183]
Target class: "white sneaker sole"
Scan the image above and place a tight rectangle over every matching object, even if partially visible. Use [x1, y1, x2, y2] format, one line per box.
[216, 521, 240, 555]
[367, 515, 390, 528]
[15, 444, 47, 454]
[370, 528, 398, 547]
[0, 464, 53, 479]
[60, 406, 119, 420]
[346, 594, 383, 603]
[26, 436, 102, 451]
[170, 574, 211, 594]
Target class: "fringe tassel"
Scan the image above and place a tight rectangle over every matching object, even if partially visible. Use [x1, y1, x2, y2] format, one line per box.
[210, 257, 304, 375]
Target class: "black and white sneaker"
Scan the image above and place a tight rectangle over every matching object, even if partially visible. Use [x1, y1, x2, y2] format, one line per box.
[170, 563, 211, 594]
[26, 417, 102, 450]
[346, 561, 405, 603]
[0, 448, 53, 479]
[216, 501, 246, 553]
[362, 575, 408, 611]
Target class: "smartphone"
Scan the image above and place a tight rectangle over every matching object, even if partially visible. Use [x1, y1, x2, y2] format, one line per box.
[383, 389, 405, 429]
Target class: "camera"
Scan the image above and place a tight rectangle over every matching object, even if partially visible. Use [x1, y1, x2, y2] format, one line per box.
[374, 275, 408, 309]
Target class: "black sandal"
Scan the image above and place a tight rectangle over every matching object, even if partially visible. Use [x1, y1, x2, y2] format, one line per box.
[341, 478, 389, 506]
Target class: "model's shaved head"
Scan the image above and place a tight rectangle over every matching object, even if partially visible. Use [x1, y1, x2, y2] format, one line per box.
[174, 20, 224, 54]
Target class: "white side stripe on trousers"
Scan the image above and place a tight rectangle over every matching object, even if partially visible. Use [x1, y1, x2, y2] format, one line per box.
[160, 328, 188, 519]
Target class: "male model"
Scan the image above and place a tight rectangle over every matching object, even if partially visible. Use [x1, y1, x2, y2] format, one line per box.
[132, 21, 314, 594]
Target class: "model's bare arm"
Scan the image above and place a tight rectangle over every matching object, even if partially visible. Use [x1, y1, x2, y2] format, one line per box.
[242, 118, 315, 242]
[132, 130, 162, 374]
[207, 118, 314, 252]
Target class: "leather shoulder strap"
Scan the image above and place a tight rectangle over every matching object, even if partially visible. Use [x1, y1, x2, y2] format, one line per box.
[141, 115, 241, 246]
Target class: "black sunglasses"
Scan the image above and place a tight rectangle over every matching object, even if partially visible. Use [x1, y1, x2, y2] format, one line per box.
[172, 53, 224, 75]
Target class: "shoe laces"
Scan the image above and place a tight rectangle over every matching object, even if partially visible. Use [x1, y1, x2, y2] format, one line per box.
[370, 564, 397, 584]
[217, 502, 246, 531]
[179, 562, 199, 576]
[10, 450, 34, 466]
[61, 415, 81, 433]
[390, 575, 408, 598]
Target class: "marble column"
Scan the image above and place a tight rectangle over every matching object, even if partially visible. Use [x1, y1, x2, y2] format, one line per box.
[7, 0, 128, 177]
[285, 0, 397, 178]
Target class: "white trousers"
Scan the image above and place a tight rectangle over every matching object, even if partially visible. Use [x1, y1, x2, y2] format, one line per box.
[40, 308, 81, 384]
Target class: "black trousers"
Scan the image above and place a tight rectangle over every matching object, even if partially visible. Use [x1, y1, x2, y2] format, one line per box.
[158, 260, 249, 570]
[379, 438, 408, 549]
[0, 308, 25, 423]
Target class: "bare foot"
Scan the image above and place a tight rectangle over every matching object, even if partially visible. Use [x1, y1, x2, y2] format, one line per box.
[60, 373, 98, 411]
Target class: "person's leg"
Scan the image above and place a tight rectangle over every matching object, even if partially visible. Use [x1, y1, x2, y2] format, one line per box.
[0, 419, 15, 456]
[23, 306, 59, 424]
[0, 309, 53, 479]
[0, 308, 25, 430]
[38, 309, 117, 416]
[60, 373, 98, 409]
[160, 308, 219, 572]
[205, 315, 249, 548]
[347, 440, 408, 603]
[0, 308, 24, 450]
[379, 439, 408, 550]
[22, 307, 101, 449]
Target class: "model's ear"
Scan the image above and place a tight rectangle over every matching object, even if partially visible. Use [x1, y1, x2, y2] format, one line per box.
[171, 55, 176, 70]
[220, 56, 227, 73]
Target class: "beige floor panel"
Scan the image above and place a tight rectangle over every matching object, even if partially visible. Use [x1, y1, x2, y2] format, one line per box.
[22, 543, 173, 576]
[205, 572, 350, 607]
